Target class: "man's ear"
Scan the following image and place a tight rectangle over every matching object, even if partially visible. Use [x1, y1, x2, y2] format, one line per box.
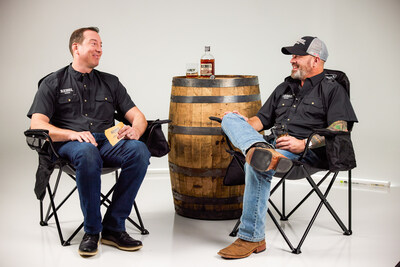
[72, 42, 79, 56]
[313, 56, 321, 68]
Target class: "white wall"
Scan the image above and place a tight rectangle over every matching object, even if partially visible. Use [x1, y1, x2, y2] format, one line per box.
[1, 0, 399, 185]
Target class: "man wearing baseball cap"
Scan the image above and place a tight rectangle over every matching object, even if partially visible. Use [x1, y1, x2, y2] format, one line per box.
[217, 36, 357, 259]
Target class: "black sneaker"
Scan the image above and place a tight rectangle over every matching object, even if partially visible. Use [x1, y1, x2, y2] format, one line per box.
[78, 233, 99, 257]
[101, 229, 143, 251]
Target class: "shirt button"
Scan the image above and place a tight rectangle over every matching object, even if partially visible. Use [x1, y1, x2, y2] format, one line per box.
[84, 99, 87, 102]
[311, 102, 315, 105]
[84, 84, 87, 88]
[287, 118, 290, 121]
[105, 97, 108, 100]
[282, 103, 285, 106]
[68, 99, 71, 102]
[293, 105, 296, 108]
[85, 114, 88, 116]
[90, 122, 93, 126]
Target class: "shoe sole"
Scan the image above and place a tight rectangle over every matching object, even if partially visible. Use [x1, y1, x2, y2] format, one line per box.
[246, 148, 292, 173]
[101, 239, 143, 251]
[78, 249, 98, 257]
[218, 243, 266, 259]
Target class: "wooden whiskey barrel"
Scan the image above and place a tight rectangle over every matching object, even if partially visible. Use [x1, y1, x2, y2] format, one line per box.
[168, 75, 262, 220]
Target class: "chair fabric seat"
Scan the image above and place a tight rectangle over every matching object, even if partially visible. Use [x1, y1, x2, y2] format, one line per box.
[274, 162, 325, 180]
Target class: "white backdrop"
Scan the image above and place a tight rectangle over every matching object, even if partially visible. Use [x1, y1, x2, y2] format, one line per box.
[1, 0, 399, 185]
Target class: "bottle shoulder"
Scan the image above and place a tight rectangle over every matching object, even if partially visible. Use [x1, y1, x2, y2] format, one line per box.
[201, 53, 214, 60]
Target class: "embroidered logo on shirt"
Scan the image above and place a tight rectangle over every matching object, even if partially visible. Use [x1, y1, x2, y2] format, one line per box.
[282, 94, 293, 100]
[60, 88, 73, 95]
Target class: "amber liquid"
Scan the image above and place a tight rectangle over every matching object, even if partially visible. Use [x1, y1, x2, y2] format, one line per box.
[200, 59, 215, 77]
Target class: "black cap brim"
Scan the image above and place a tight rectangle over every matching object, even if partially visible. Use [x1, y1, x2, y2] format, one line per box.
[281, 46, 309, 56]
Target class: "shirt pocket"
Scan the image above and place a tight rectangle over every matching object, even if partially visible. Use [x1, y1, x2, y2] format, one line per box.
[302, 97, 325, 119]
[56, 94, 80, 116]
[275, 98, 293, 118]
[95, 94, 115, 117]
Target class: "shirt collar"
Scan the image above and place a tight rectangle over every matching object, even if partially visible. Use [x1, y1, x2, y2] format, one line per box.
[306, 70, 325, 87]
[68, 64, 95, 81]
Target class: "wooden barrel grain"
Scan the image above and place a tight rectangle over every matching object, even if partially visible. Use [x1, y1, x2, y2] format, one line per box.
[168, 75, 262, 220]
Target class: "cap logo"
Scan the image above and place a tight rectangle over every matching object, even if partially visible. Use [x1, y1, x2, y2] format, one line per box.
[296, 38, 306, 45]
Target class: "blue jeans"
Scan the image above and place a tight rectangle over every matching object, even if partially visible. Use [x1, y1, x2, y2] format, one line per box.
[55, 133, 151, 234]
[221, 113, 320, 242]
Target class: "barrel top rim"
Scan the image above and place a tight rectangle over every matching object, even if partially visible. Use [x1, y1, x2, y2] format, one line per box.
[172, 75, 259, 87]
[173, 75, 258, 80]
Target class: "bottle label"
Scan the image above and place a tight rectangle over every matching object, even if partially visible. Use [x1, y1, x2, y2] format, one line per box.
[200, 63, 212, 76]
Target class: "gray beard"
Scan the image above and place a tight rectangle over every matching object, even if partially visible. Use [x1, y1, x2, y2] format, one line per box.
[291, 69, 306, 80]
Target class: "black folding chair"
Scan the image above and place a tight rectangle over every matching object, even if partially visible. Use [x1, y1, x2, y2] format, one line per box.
[210, 69, 355, 254]
[24, 118, 170, 246]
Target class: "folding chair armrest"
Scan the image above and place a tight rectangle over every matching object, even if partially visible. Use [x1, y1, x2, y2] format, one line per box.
[209, 116, 222, 123]
[24, 129, 60, 158]
[312, 128, 351, 137]
[298, 128, 351, 161]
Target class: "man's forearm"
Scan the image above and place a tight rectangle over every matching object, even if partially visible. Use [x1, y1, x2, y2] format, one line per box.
[308, 120, 348, 149]
[31, 113, 76, 142]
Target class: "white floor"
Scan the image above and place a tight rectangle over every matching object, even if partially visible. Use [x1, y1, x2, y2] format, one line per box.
[1, 169, 399, 267]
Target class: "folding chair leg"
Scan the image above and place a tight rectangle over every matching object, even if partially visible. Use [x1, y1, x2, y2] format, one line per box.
[40, 200, 47, 226]
[281, 180, 287, 221]
[284, 173, 330, 220]
[46, 184, 70, 246]
[229, 219, 240, 237]
[306, 174, 351, 235]
[267, 209, 296, 252]
[127, 201, 149, 235]
[348, 170, 353, 235]
[44, 168, 63, 223]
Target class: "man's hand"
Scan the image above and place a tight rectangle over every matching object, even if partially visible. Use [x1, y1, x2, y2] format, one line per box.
[118, 125, 140, 140]
[275, 135, 306, 154]
[68, 131, 98, 146]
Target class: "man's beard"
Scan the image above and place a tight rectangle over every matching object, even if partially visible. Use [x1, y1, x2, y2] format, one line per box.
[291, 68, 307, 80]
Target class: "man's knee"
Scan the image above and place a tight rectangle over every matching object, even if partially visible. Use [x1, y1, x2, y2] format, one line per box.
[72, 143, 102, 167]
[221, 112, 245, 129]
[124, 140, 151, 165]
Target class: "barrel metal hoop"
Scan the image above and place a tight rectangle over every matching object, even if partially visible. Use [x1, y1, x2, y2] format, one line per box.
[169, 162, 226, 177]
[170, 94, 260, 103]
[174, 206, 242, 220]
[172, 190, 243, 205]
[168, 125, 222, 135]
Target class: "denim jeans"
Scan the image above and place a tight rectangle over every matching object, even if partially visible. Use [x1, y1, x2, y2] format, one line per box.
[55, 133, 151, 234]
[221, 113, 320, 242]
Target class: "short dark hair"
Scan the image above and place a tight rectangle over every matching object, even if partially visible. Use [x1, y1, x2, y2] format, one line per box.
[69, 27, 99, 56]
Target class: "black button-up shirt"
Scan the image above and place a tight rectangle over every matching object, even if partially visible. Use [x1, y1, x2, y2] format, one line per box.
[28, 65, 135, 132]
[257, 70, 358, 139]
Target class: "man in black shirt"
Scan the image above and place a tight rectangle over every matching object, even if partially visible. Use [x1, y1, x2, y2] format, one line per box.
[27, 27, 150, 257]
[217, 36, 358, 259]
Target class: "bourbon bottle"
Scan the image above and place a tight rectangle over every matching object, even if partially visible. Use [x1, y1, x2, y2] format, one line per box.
[200, 46, 215, 78]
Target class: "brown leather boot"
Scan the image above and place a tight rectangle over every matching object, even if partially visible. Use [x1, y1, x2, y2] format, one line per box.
[218, 238, 266, 259]
[246, 146, 292, 173]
